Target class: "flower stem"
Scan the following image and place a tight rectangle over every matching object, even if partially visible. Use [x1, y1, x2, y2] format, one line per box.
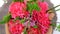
[47, 5, 60, 12]
[55, 9, 60, 11]
[42, 0, 44, 2]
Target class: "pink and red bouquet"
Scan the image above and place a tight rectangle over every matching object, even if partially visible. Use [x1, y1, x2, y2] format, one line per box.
[0, 0, 55, 34]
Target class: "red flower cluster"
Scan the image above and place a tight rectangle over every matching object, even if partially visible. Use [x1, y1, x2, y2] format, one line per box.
[9, 2, 29, 18]
[38, 2, 48, 13]
[8, 20, 24, 34]
[32, 10, 38, 21]
[27, 27, 39, 34]
[8, 1, 51, 34]
[32, 2, 50, 34]
[38, 2, 50, 34]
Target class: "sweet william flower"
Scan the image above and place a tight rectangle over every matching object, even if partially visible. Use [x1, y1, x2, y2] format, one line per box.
[27, 27, 39, 34]
[24, 11, 30, 18]
[8, 20, 24, 34]
[32, 5, 50, 34]
[38, 1, 48, 13]
[37, 1, 51, 34]
[37, 13, 50, 34]
[8, 0, 51, 34]
[9, 2, 27, 18]
[32, 10, 39, 21]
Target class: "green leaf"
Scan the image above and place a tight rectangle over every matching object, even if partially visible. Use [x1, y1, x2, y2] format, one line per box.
[50, 23, 56, 27]
[33, 3, 40, 11]
[27, 2, 40, 15]
[20, 19, 25, 23]
[24, 28, 27, 34]
[57, 24, 60, 32]
[0, 14, 11, 24]
[29, 0, 37, 2]
[27, 3, 33, 10]
[33, 25, 38, 28]
[3, 14, 11, 22]
[20, 18, 26, 23]
[33, 0, 37, 2]
[0, 20, 6, 24]
[41, 0, 44, 2]
[13, 0, 24, 2]
[19, 0, 24, 2]
[13, 0, 18, 2]
[27, 2, 33, 14]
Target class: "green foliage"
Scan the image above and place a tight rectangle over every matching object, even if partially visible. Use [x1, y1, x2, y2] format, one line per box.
[0, 14, 11, 24]
[13, 0, 24, 2]
[51, 23, 60, 32]
[27, 2, 40, 14]
[24, 27, 27, 34]
[27, 2, 33, 14]
[42, 0, 44, 2]
[50, 23, 56, 27]
[29, 0, 37, 2]
[33, 3, 40, 11]
[56, 24, 60, 32]
[20, 18, 26, 24]
[0, 20, 6, 24]
[33, 25, 38, 28]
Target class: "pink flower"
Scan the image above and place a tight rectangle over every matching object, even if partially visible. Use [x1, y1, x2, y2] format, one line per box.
[8, 20, 24, 34]
[27, 27, 39, 34]
[37, 13, 50, 34]
[37, 2, 51, 34]
[9, 1, 51, 34]
[38, 2, 48, 13]
[24, 11, 30, 17]
[9, 2, 26, 18]
[32, 10, 39, 21]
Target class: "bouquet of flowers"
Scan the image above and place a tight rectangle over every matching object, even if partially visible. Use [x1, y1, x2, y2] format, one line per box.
[0, 0, 60, 34]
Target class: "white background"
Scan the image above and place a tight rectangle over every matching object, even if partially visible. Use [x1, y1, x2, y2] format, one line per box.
[50, 0, 60, 34]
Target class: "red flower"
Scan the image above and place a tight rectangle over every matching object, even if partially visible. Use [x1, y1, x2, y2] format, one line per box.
[8, 1, 51, 34]
[37, 2, 51, 34]
[8, 20, 24, 34]
[27, 27, 39, 34]
[37, 12, 50, 34]
[24, 11, 30, 18]
[32, 10, 39, 21]
[9, 2, 27, 18]
[38, 2, 48, 13]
